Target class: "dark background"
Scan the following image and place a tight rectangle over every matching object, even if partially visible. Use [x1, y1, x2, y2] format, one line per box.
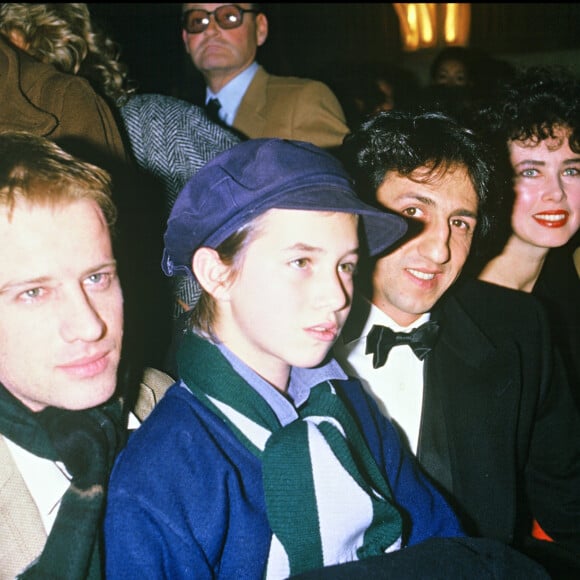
[89, 3, 580, 98]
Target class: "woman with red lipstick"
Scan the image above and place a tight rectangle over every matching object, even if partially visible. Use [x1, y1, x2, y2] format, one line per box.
[478, 66, 580, 409]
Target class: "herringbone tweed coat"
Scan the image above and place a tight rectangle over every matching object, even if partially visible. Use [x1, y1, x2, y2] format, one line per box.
[120, 94, 241, 314]
[121, 94, 241, 210]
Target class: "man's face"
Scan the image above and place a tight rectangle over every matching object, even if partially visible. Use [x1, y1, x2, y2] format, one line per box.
[182, 3, 268, 91]
[215, 209, 359, 390]
[0, 199, 124, 411]
[372, 167, 478, 326]
[509, 126, 580, 251]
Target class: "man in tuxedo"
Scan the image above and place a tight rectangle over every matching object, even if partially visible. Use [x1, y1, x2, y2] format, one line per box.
[335, 110, 580, 575]
[180, 3, 349, 148]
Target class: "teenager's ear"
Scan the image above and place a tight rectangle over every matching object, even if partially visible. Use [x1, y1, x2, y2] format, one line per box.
[192, 247, 232, 300]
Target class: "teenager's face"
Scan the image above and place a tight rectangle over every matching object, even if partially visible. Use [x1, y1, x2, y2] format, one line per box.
[0, 200, 123, 411]
[509, 127, 580, 250]
[373, 166, 478, 326]
[217, 209, 359, 390]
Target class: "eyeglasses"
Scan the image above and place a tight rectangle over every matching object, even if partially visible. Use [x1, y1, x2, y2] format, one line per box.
[182, 5, 259, 34]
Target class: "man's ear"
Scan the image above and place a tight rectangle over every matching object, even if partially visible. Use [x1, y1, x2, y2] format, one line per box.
[181, 28, 191, 54]
[255, 12, 268, 47]
[192, 247, 232, 300]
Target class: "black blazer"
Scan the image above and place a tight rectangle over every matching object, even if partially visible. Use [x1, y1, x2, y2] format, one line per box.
[422, 278, 580, 549]
[341, 278, 580, 553]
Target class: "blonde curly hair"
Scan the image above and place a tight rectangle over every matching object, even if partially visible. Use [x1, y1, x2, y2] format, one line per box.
[0, 3, 135, 106]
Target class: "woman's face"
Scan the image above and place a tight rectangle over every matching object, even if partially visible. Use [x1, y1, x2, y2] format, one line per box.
[509, 126, 580, 250]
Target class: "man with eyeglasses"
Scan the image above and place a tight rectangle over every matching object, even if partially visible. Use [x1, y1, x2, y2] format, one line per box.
[181, 3, 350, 149]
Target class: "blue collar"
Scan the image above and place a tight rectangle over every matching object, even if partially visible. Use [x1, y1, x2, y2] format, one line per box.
[206, 61, 259, 125]
[217, 342, 347, 426]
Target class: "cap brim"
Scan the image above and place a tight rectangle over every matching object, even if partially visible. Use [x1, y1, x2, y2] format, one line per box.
[165, 180, 407, 277]
[201, 182, 408, 255]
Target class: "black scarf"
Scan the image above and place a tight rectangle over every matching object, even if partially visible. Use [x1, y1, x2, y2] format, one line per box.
[0, 382, 125, 579]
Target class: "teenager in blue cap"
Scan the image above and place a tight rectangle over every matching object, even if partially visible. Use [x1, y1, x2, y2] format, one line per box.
[105, 139, 547, 579]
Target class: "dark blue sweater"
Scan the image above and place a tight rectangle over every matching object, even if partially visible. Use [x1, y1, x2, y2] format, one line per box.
[105, 376, 462, 579]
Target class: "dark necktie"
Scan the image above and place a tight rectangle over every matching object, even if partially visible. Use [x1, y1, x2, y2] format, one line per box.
[205, 97, 223, 124]
[365, 321, 441, 369]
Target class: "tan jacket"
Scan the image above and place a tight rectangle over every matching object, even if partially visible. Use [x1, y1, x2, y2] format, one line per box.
[0, 35, 127, 169]
[0, 368, 174, 579]
[0, 436, 45, 579]
[233, 66, 349, 149]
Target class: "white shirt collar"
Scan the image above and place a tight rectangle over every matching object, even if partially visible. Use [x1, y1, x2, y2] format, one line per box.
[217, 341, 347, 427]
[335, 299, 431, 454]
[344, 299, 431, 346]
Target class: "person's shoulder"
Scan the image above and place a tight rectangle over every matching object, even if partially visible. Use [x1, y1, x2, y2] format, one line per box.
[133, 367, 176, 423]
[535, 242, 580, 300]
[111, 384, 205, 477]
[262, 69, 334, 94]
[30, 61, 96, 95]
[121, 93, 240, 142]
[121, 93, 200, 117]
[123, 380, 247, 455]
[120, 92, 240, 185]
[452, 277, 543, 310]
[120, 93, 205, 129]
[1, 38, 94, 96]
[443, 277, 547, 330]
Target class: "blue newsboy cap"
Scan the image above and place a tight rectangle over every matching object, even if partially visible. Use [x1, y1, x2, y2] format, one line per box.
[162, 138, 407, 277]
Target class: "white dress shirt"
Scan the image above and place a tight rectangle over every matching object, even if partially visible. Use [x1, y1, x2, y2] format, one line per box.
[334, 301, 431, 454]
[4, 437, 70, 534]
[4, 412, 140, 534]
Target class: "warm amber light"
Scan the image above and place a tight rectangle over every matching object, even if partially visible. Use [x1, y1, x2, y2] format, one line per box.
[418, 4, 435, 45]
[445, 3, 458, 43]
[444, 3, 470, 45]
[407, 4, 419, 50]
[394, 3, 471, 52]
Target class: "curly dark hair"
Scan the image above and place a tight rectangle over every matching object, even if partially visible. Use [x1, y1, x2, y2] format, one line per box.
[461, 65, 580, 271]
[340, 110, 495, 242]
[482, 66, 580, 151]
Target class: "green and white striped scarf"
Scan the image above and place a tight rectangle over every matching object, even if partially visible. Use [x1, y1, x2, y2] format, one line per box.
[178, 333, 404, 579]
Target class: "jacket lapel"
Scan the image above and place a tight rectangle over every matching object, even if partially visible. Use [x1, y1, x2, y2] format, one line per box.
[233, 65, 268, 138]
[420, 294, 521, 537]
[419, 293, 501, 483]
[0, 435, 47, 578]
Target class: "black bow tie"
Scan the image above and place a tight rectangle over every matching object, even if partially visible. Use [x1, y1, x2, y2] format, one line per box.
[365, 321, 441, 369]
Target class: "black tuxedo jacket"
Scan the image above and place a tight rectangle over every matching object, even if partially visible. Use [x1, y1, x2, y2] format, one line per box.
[341, 278, 580, 553]
[424, 278, 580, 549]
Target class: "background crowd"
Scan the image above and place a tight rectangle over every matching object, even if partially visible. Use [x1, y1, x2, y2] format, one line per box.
[0, 3, 579, 579]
